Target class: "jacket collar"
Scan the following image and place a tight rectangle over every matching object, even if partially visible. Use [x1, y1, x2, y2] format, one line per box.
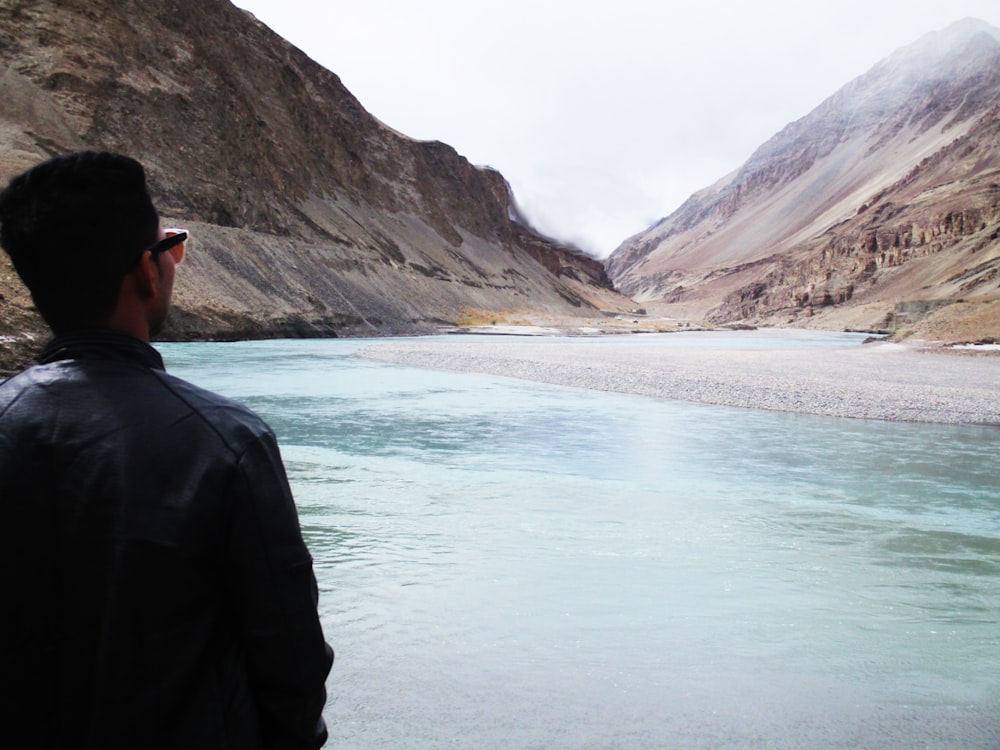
[39, 329, 166, 371]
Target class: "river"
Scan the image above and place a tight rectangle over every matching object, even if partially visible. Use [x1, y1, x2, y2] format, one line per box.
[158, 335, 1000, 749]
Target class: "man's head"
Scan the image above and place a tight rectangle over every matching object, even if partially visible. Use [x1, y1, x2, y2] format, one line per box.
[0, 151, 163, 333]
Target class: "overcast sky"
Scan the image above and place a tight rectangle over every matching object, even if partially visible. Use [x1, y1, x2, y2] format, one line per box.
[232, 1, 1000, 258]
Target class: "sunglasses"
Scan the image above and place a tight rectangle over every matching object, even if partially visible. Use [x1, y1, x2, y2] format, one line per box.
[144, 229, 188, 265]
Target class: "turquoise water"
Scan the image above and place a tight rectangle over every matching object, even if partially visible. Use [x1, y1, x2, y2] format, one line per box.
[159, 335, 1000, 749]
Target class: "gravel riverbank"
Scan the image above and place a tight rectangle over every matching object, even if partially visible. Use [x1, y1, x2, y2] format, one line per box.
[356, 333, 1000, 425]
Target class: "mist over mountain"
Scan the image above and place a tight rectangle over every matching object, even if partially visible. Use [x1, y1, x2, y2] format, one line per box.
[606, 18, 1000, 342]
[0, 0, 629, 365]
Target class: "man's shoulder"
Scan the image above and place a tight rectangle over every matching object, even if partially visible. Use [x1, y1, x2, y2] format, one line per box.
[0, 361, 62, 412]
[151, 369, 276, 444]
[0, 358, 268, 431]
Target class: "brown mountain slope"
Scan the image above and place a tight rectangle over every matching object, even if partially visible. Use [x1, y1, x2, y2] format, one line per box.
[606, 18, 1000, 342]
[0, 0, 629, 366]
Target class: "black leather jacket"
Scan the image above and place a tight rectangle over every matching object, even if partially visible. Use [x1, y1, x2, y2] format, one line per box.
[0, 330, 333, 749]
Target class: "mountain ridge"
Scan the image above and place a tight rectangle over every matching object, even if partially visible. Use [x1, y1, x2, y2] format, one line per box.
[0, 0, 630, 370]
[606, 18, 1000, 342]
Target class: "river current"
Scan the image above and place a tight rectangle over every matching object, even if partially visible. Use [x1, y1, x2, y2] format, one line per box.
[158, 334, 1000, 749]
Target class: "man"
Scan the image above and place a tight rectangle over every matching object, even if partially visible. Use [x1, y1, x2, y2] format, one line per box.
[0, 151, 333, 749]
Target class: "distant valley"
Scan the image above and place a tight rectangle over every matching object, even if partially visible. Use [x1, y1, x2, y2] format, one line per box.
[0, 3, 997, 375]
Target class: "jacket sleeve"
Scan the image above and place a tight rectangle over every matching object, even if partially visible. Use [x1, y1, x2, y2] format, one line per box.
[227, 429, 334, 750]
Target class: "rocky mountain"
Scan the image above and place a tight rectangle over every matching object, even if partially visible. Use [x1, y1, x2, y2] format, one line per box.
[606, 18, 1000, 342]
[0, 0, 630, 367]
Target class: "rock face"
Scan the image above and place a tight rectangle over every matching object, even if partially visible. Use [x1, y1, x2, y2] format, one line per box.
[0, 0, 626, 360]
[606, 19, 1000, 341]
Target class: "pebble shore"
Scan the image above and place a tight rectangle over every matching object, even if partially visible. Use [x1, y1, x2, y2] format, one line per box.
[357, 333, 1000, 425]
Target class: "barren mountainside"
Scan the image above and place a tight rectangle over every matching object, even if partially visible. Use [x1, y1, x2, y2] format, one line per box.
[0, 0, 629, 367]
[606, 18, 1000, 342]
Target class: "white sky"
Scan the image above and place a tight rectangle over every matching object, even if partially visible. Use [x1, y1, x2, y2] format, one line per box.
[232, 0, 1000, 258]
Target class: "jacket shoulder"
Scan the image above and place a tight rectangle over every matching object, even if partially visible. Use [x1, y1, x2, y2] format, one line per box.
[0, 362, 62, 415]
[150, 370, 276, 452]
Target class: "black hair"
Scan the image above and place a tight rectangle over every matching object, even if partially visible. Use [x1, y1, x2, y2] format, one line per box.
[0, 151, 159, 332]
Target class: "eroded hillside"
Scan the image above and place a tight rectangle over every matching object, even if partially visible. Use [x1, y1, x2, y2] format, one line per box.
[0, 0, 631, 370]
[607, 19, 1000, 342]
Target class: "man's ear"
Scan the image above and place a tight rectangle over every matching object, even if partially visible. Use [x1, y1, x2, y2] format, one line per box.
[131, 250, 161, 299]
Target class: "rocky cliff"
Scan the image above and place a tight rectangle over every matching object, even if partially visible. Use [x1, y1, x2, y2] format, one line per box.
[606, 19, 1000, 342]
[0, 0, 628, 368]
